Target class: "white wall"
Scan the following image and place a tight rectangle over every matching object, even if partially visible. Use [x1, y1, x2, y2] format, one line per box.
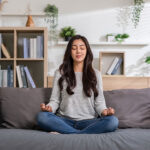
[1, 0, 150, 76]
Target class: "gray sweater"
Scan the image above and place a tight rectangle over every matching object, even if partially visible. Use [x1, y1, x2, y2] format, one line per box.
[47, 69, 107, 121]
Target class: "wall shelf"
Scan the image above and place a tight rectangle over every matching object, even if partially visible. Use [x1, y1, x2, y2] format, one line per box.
[99, 51, 125, 76]
[57, 41, 149, 46]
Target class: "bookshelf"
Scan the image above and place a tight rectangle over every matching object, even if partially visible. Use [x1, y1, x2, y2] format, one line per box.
[99, 51, 125, 76]
[0, 27, 48, 88]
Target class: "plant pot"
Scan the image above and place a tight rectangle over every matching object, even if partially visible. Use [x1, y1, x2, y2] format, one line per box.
[65, 36, 72, 41]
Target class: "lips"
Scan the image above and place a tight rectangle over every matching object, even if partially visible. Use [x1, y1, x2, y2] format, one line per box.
[76, 55, 82, 58]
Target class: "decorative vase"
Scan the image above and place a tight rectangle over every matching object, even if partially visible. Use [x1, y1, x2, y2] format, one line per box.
[26, 15, 35, 27]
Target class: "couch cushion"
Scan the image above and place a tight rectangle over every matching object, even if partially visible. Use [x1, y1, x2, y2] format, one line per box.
[104, 88, 150, 128]
[0, 88, 52, 129]
[0, 128, 150, 150]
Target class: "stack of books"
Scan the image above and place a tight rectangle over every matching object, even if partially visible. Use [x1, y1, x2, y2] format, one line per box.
[0, 65, 13, 87]
[106, 57, 123, 75]
[16, 65, 36, 88]
[23, 36, 44, 58]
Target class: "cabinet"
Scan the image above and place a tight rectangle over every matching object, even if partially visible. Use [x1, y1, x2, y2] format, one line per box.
[99, 51, 125, 76]
[0, 27, 48, 88]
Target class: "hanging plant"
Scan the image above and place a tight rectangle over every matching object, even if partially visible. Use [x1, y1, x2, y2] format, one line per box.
[132, 0, 144, 28]
[44, 4, 59, 42]
[44, 4, 58, 18]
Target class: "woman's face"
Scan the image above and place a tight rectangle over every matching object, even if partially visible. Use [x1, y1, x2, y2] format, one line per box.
[71, 39, 87, 64]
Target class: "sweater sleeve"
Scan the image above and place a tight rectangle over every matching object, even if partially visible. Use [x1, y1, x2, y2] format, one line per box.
[94, 70, 107, 116]
[46, 69, 61, 113]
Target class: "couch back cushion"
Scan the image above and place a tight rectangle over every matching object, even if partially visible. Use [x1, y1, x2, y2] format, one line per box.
[0, 88, 52, 129]
[1, 87, 150, 129]
[104, 88, 150, 128]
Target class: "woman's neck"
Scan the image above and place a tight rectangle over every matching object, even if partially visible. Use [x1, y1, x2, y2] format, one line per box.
[74, 62, 84, 72]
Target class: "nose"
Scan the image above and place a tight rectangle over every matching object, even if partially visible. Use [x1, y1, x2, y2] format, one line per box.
[76, 47, 81, 53]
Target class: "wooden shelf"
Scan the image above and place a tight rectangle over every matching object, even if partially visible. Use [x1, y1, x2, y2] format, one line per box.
[0, 58, 14, 61]
[0, 27, 48, 88]
[0, 27, 46, 30]
[99, 51, 125, 76]
[16, 58, 44, 61]
[1, 13, 45, 17]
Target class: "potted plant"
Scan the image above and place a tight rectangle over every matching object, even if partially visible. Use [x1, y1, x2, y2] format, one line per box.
[132, 0, 144, 28]
[115, 33, 129, 43]
[60, 26, 76, 41]
[106, 33, 116, 42]
[44, 4, 58, 42]
[145, 56, 150, 64]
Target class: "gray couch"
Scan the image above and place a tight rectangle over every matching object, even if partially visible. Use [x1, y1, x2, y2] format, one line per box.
[0, 87, 150, 150]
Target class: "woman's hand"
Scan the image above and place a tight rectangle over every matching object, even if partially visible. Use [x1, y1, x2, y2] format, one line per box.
[40, 103, 52, 112]
[101, 107, 115, 116]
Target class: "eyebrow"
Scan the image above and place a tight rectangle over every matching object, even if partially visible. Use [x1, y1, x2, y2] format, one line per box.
[72, 44, 85, 46]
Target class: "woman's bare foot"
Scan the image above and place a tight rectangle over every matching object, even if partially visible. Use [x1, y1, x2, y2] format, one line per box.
[49, 131, 60, 134]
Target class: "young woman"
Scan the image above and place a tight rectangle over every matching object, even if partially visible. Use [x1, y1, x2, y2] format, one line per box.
[37, 35, 118, 134]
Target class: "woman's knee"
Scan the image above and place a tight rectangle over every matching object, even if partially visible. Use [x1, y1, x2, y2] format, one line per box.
[37, 112, 54, 124]
[105, 115, 119, 131]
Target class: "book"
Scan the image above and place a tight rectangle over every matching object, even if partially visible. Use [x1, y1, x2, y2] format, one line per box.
[2, 70, 8, 87]
[30, 38, 37, 58]
[30, 38, 34, 58]
[36, 36, 41, 58]
[0, 33, 2, 58]
[0, 70, 2, 87]
[23, 38, 29, 58]
[106, 57, 119, 75]
[1, 43, 11, 58]
[111, 58, 123, 75]
[26, 76, 32, 88]
[16, 65, 23, 88]
[7, 65, 11, 87]
[20, 65, 28, 88]
[24, 66, 36, 88]
[7, 65, 13, 87]
[33, 38, 37, 58]
[40, 36, 44, 58]
[0, 65, 2, 87]
[37, 36, 44, 58]
[10, 70, 14, 87]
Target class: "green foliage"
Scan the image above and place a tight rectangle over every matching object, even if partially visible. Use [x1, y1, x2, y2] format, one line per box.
[60, 26, 76, 38]
[145, 56, 150, 64]
[44, 4, 58, 17]
[44, 4, 59, 42]
[115, 33, 129, 42]
[132, 0, 144, 28]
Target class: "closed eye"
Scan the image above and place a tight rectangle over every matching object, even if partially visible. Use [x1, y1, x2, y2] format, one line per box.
[72, 46, 77, 50]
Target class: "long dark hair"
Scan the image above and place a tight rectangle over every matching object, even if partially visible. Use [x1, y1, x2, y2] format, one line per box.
[58, 35, 98, 98]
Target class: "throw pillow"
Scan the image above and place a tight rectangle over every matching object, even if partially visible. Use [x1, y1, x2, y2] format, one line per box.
[104, 88, 150, 128]
[0, 88, 52, 129]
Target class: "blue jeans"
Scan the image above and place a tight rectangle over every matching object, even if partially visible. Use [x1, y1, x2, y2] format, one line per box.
[37, 112, 119, 134]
